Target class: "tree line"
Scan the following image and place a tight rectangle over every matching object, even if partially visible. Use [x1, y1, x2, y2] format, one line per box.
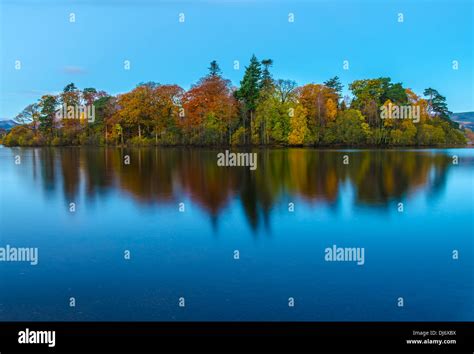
[2, 55, 467, 147]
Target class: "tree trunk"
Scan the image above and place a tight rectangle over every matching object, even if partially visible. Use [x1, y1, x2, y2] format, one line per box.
[250, 111, 254, 145]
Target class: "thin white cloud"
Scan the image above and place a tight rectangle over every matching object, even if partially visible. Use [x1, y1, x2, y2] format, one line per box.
[63, 66, 87, 75]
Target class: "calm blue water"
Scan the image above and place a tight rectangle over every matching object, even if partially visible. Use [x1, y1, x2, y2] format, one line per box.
[0, 147, 472, 321]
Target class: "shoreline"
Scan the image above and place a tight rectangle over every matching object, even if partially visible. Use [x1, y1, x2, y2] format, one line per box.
[2, 144, 471, 150]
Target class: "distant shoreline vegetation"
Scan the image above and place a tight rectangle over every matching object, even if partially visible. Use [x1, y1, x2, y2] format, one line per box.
[1, 56, 468, 147]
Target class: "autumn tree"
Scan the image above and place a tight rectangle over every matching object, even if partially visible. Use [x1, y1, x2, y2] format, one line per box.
[152, 84, 184, 144]
[324, 109, 370, 145]
[116, 83, 160, 143]
[253, 92, 277, 145]
[325, 98, 337, 122]
[296, 83, 339, 144]
[91, 95, 115, 144]
[5, 66, 467, 148]
[252, 77, 298, 145]
[297, 84, 338, 126]
[349, 77, 407, 129]
[288, 104, 308, 145]
[82, 88, 107, 107]
[59, 83, 82, 144]
[181, 61, 237, 145]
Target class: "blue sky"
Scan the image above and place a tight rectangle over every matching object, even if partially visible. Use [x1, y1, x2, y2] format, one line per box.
[0, 0, 472, 119]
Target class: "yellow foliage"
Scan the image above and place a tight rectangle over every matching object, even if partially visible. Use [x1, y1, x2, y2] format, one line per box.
[288, 105, 308, 145]
[325, 98, 337, 122]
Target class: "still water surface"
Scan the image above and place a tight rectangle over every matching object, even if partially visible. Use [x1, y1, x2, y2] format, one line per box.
[0, 147, 472, 321]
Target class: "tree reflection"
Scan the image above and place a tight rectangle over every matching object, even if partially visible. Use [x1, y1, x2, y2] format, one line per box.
[25, 148, 453, 229]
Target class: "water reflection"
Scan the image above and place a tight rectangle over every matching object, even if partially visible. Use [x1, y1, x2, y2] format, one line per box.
[1, 146, 473, 321]
[8, 147, 459, 230]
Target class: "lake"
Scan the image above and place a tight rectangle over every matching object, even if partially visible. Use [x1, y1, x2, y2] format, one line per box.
[0, 147, 472, 321]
